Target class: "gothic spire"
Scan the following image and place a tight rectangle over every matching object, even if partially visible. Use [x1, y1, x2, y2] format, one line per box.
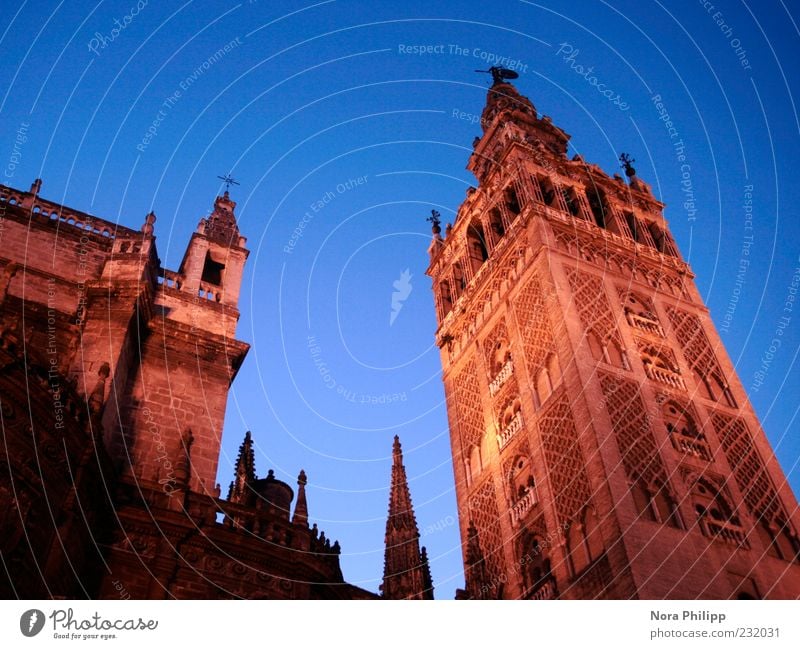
[292, 469, 309, 527]
[227, 430, 255, 504]
[380, 436, 434, 599]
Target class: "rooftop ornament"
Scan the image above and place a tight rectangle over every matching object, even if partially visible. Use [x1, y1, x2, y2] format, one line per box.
[475, 66, 519, 86]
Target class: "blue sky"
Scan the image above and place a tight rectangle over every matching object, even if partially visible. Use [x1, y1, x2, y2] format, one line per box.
[1, 1, 799, 598]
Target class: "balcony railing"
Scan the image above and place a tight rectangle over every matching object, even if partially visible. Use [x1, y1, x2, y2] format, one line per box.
[626, 312, 664, 337]
[704, 518, 748, 547]
[526, 577, 557, 601]
[510, 488, 537, 526]
[497, 411, 523, 450]
[644, 363, 686, 390]
[489, 359, 514, 396]
[671, 435, 712, 462]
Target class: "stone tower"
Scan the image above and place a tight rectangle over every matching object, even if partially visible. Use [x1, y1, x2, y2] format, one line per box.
[104, 189, 250, 495]
[381, 436, 434, 599]
[427, 76, 800, 599]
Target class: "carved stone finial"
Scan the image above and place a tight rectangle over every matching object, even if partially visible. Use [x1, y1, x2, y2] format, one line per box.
[142, 211, 156, 236]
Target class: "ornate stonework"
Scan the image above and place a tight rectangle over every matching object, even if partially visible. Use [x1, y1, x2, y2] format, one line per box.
[429, 77, 800, 599]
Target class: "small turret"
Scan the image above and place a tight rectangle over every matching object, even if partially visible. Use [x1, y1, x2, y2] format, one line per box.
[292, 469, 309, 527]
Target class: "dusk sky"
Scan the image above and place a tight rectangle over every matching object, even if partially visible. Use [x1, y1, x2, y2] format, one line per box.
[1, 1, 798, 597]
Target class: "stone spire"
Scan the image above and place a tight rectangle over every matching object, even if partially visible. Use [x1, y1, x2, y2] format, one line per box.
[227, 431, 255, 504]
[380, 436, 434, 600]
[292, 469, 309, 527]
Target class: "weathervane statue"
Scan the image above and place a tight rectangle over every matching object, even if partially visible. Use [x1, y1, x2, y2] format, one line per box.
[475, 66, 519, 85]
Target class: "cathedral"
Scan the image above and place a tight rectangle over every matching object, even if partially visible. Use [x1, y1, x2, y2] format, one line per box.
[1, 70, 798, 599]
[0, 183, 429, 599]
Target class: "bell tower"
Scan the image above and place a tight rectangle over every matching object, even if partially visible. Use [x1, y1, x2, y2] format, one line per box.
[108, 189, 250, 496]
[428, 73, 800, 599]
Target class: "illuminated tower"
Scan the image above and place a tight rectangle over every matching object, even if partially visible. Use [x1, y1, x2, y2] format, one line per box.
[427, 75, 800, 599]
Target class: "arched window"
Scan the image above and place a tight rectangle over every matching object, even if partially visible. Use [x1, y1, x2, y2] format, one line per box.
[653, 486, 681, 528]
[535, 367, 553, 406]
[631, 477, 657, 522]
[693, 368, 716, 401]
[508, 455, 535, 504]
[499, 396, 521, 429]
[606, 340, 627, 369]
[469, 445, 482, 484]
[622, 292, 663, 335]
[562, 187, 582, 217]
[504, 185, 521, 218]
[488, 207, 505, 240]
[568, 521, 590, 576]
[648, 222, 678, 256]
[547, 353, 562, 387]
[536, 175, 557, 207]
[520, 533, 552, 594]
[691, 477, 745, 544]
[587, 331, 605, 362]
[586, 186, 607, 229]
[491, 338, 511, 377]
[662, 400, 710, 461]
[453, 261, 466, 299]
[439, 280, 453, 316]
[583, 507, 604, 561]
[711, 373, 737, 408]
[467, 221, 489, 273]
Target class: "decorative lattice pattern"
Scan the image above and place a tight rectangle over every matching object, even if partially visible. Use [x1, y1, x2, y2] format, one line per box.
[512, 275, 556, 375]
[598, 372, 670, 488]
[538, 391, 592, 525]
[449, 359, 485, 450]
[710, 411, 786, 525]
[566, 269, 621, 343]
[666, 307, 721, 376]
[469, 478, 507, 585]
